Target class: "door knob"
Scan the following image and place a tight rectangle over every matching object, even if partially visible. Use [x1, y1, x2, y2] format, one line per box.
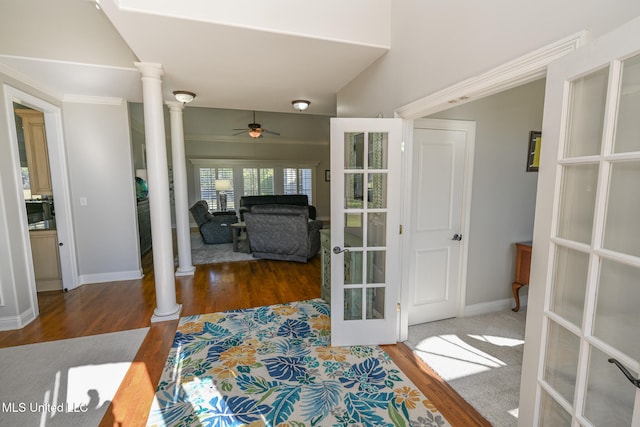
[452, 234, 462, 241]
[333, 246, 350, 254]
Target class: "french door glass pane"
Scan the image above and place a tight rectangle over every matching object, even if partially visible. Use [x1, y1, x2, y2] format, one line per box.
[345, 173, 364, 208]
[557, 164, 599, 244]
[366, 251, 385, 284]
[366, 288, 384, 320]
[344, 251, 363, 285]
[550, 246, 589, 327]
[613, 54, 640, 153]
[345, 132, 365, 169]
[344, 213, 363, 248]
[603, 161, 640, 257]
[367, 212, 386, 247]
[367, 173, 387, 209]
[544, 321, 580, 404]
[584, 346, 634, 426]
[344, 288, 362, 320]
[594, 259, 640, 361]
[368, 132, 388, 169]
[565, 67, 609, 157]
[541, 390, 572, 426]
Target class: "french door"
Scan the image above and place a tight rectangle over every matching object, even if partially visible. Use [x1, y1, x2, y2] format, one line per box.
[520, 16, 640, 426]
[329, 118, 402, 346]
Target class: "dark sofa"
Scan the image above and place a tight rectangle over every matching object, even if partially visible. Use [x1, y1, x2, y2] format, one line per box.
[244, 204, 322, 263]
[239, 194, 316, 221]
[189, 200, 238, 244]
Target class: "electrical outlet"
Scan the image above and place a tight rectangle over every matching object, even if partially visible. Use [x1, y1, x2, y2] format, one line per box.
[80, 197, 87, 206]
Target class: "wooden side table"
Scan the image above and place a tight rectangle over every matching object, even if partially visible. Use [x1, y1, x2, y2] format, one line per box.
[512, 241, 532, 312]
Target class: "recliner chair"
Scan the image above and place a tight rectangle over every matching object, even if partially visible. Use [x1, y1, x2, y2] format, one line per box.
[244, 204, 322, 263]
[189, 200, 238, 244]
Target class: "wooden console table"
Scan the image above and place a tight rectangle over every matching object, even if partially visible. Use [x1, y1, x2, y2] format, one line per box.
[512, 241, 532, 312]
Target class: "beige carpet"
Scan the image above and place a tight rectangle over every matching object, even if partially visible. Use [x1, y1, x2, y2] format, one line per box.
[187, 230, 255, 265]
[0, 328, 149, 427]
[405, 309, 526, 427]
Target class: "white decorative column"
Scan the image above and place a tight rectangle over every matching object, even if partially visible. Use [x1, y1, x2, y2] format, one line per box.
[166, 101, 195, 276]
[135, 62, 182, 322]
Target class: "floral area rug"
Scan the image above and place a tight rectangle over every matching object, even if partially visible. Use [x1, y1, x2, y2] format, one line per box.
[147, 299, 451, 427]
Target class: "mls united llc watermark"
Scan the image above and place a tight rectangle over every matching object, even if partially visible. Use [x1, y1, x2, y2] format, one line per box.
[2, 401, 89, 414]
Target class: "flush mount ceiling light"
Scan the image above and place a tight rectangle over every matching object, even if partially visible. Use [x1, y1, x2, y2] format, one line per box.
[173, 90, 196, 104]
[291, 100, 310, 111]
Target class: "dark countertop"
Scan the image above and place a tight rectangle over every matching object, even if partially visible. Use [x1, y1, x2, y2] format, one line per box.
[28, 219, 56, 231]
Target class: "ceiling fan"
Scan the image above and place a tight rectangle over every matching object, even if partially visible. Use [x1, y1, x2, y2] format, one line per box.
[233, 111, 280, 138]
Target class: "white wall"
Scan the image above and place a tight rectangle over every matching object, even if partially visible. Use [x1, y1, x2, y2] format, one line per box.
[338, 1, 640, 118]
[63, 101, 142, 283]
[429, 79, 544, 306]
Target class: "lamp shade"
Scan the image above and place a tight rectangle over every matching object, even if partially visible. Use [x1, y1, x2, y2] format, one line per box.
[215, 179, 232, 191]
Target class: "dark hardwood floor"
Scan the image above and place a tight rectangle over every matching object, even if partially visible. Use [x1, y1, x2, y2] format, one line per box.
[0, 250, 489, 427]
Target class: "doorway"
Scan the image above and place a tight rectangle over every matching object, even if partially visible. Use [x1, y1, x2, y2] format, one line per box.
[3, 85, 78, 326]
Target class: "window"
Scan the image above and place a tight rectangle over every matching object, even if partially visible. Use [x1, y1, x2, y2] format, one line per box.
[243, 168, 275, 196]
[194, 160, 317, 211]
[283, 167, 313, 204]
[199, 167, 235, 211]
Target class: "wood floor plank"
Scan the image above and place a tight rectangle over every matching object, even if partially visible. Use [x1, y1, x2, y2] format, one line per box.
[0, 253, 489, 427]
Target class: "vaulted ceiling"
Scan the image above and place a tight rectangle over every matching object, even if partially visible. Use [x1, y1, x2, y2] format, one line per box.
[0, 0, 391, 116]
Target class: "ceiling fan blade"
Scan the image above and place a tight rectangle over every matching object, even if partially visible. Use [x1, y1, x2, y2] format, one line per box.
[232, 128, 247, 131]
[263, 129, 280, 136]
[233, 130, 249, 135]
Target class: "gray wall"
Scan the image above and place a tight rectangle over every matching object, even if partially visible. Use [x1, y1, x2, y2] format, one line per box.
[338, 1, 640, 118]
[63, 101, 141, 282]
[430, 79, 544, 306]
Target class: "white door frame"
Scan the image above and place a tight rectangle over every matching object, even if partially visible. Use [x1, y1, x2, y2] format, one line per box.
[3, 85, 79, 323]
[394, 32, 586, 341]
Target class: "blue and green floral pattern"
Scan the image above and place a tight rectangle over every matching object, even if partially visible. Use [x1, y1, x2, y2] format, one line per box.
[147, 299, 450, 427]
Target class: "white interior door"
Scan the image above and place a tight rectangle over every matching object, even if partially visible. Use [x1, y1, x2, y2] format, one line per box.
[406, 119, 474, 325]
[330, 118, 402, 346]
[519, 16, 640, 426]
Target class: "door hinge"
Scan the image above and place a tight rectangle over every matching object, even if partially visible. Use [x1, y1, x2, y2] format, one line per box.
[397, 303, 401, 312]
[399, 224, 403, 234]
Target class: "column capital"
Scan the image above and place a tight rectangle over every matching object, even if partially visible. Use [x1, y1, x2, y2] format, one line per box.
[166, 101, 185, 112]
[134, 62, 164, 79]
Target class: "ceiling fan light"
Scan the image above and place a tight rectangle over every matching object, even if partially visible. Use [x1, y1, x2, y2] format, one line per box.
[173, 90, 196, 104]
[292, 100, 310, 111]
[248, 129, 262, 138]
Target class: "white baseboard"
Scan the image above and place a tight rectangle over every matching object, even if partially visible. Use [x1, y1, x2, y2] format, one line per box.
[463, 295, 528, 317]
[80, 270, 144, 285]
[0, 306, 37, 331]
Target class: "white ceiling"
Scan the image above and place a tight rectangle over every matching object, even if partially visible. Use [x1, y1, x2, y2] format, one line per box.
[0, 0, 390, 116]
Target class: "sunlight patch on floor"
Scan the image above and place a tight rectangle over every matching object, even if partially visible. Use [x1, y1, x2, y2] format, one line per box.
[467, 334, 525, 347]
[67, 362, 132, 409]
[414, 334, 507, 381]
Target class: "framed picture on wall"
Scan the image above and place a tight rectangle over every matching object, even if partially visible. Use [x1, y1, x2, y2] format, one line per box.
[527, 131, 542, 172]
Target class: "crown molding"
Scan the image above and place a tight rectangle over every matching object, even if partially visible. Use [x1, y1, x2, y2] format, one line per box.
[63, 94, 125, 105]
[184, 133, 328, 146]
